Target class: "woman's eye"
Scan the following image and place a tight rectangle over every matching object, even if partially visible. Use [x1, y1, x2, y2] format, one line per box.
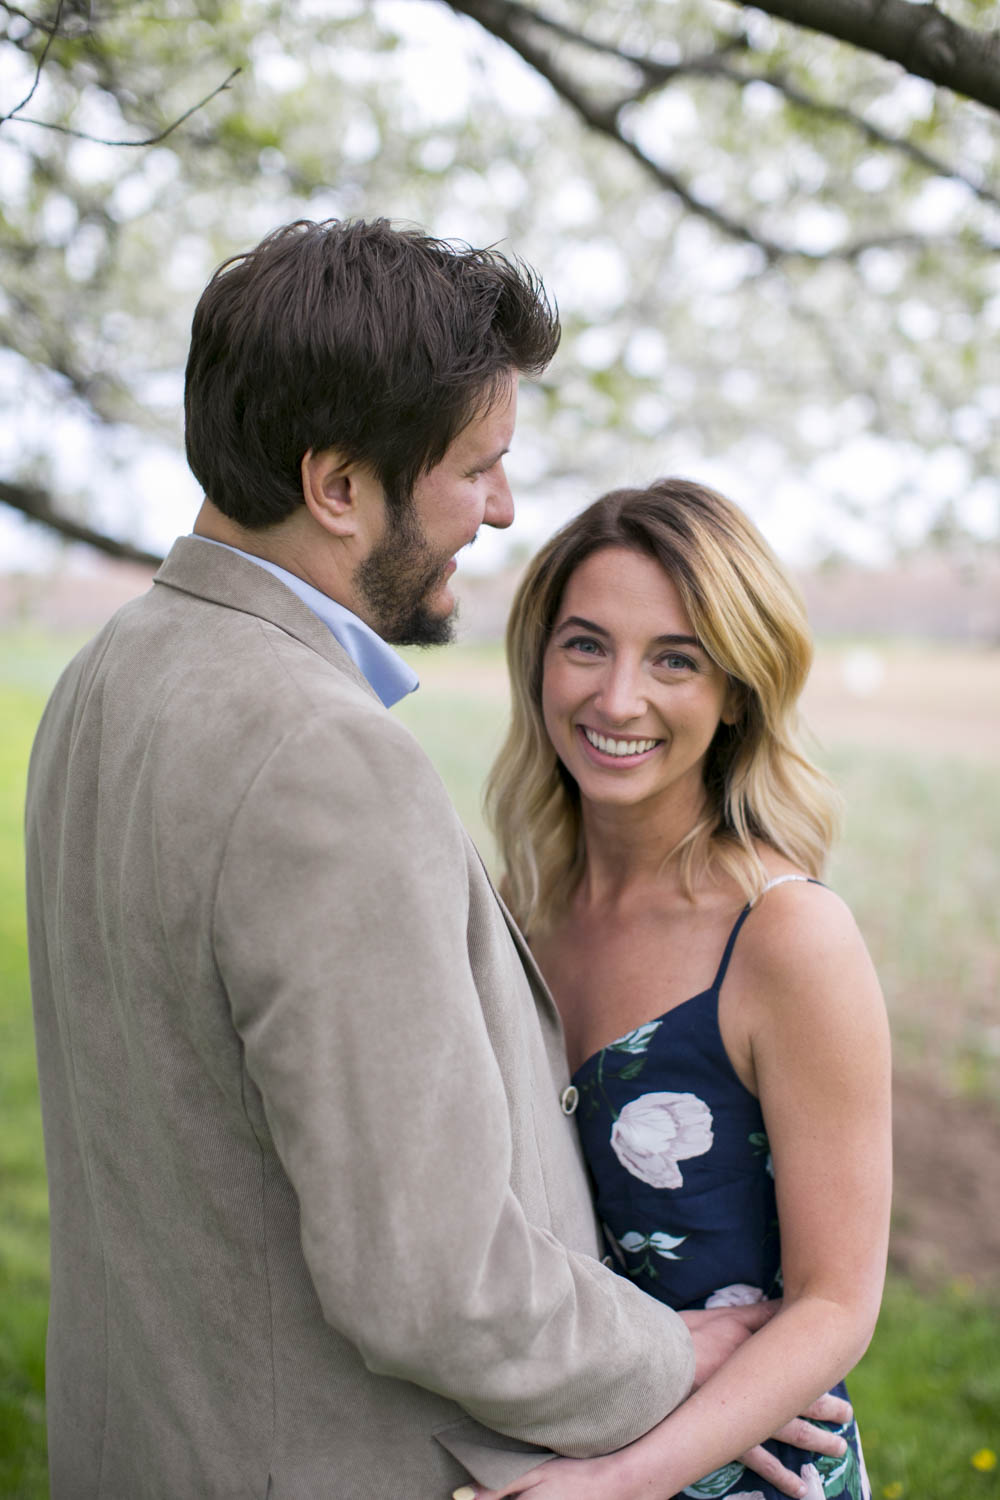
[660, 653, 696, 671]
[565, 636, 602, 656]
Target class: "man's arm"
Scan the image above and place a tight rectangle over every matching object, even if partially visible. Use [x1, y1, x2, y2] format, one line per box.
[213, 704, 693, 1457]
[446, 1314, 854, 1500]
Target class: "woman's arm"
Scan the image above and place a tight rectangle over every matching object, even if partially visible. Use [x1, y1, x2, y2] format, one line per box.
[457, 883, 892, 1500]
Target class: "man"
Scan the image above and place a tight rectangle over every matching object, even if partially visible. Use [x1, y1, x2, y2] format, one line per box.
[26, 218, 841, 1498]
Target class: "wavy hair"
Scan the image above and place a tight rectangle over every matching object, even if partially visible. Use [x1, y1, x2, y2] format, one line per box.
[485, 479, 840, 933]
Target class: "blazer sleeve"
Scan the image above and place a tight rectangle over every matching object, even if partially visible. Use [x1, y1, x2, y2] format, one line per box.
[212, 705, 694, 1457]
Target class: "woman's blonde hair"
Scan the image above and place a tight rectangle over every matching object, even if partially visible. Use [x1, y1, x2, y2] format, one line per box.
[485, 478, 840, 932]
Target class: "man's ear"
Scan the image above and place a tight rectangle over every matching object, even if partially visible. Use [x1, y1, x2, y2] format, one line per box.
[300, 448, 359, 537]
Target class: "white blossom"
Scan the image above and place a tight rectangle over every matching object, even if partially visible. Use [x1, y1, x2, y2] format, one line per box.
[610, 1091, 714, 1189]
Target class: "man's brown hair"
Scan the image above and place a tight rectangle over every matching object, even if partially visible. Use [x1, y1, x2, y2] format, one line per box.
[184, 218, 559, 528]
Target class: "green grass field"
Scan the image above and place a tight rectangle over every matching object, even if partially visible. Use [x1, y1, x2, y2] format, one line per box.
[2, 628, 997, 1497]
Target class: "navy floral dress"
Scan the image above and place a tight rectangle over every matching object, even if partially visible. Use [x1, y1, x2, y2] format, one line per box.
[572, 880, 871, 1500]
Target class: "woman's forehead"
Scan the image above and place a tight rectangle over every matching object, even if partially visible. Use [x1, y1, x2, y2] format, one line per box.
[556, 547, 690, 625]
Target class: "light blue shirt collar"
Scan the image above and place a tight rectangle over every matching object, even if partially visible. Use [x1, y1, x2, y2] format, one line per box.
[192, 536, 419, 708]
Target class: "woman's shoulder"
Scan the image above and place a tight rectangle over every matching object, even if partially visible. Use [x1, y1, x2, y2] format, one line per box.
[734, 851, 875, 1008]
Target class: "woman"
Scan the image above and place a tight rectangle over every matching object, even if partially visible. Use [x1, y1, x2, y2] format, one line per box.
[479, 480, 891, 1500]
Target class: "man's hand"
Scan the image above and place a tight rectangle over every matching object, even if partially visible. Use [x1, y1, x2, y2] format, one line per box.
[680, 1302, 776, 1387]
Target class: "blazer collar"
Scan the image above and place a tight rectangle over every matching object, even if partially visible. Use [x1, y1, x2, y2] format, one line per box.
[153, 536, 377, 703]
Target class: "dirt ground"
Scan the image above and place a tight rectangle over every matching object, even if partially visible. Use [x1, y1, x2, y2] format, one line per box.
[801, 644, 1000, 764]
[890, 1070, 1000, 1292]
[802, 645, 1000, 1292]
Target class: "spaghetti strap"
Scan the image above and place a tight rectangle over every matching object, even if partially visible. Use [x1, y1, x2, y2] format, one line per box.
[711, 875, 823, 993]
[709, 905, 755, 992]
[751, 873, 818, 904]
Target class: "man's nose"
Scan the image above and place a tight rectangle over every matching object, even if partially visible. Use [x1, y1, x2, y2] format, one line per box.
[484, 465, 514, 529]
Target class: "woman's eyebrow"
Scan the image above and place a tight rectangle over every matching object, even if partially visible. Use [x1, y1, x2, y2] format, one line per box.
[555, 615, 703, 650]
[555, 615, 609, 636]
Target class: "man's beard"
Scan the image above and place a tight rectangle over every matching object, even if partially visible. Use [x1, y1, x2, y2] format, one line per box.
[354, 497, 459, 647]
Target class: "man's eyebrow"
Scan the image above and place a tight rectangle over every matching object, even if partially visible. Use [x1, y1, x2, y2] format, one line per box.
[467, 445, 509, 474]
[554, 615, 703, 649]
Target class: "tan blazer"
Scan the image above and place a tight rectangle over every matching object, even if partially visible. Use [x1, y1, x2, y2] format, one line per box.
[26, 538, 693, 1499]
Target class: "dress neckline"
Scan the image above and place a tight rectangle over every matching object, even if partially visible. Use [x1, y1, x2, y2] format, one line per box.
[570, 983, 717, 1082]
[569, 876, 821, 1082]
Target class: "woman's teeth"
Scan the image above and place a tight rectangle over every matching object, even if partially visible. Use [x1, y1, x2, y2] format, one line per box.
[582, 728, 659, 757]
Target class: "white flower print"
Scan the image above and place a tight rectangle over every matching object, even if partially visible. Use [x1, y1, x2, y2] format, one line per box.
[705, 1284, 765, 1308]
[610, 1091, 714, 1189]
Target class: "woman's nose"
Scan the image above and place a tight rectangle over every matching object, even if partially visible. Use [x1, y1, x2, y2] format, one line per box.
[594, 662, 646, 723]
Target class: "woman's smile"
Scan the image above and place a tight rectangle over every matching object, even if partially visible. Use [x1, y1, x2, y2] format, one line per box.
[578, 726, 663, 764]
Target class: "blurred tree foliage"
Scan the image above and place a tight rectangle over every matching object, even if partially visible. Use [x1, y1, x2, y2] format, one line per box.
[1, 0, 998, 562]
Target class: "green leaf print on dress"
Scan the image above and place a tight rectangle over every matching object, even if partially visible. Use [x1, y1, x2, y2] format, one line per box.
[682, 1460, 747, 1497]
[815, 1433, 864, 1500]
[578, 1020, 663, 1118]
[748, 1130, 774, 1178]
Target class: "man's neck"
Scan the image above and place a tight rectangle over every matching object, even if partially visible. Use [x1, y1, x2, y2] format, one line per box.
[193, 497, 281, 559]
[193, 498, 355, 612]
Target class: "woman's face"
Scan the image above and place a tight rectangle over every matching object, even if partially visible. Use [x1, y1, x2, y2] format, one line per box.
[541, 546, 736, 819]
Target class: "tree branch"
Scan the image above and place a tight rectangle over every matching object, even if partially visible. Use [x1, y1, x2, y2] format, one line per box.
[445, 0, 788, 255]
[1, 477, 164, 566]
[1, 1, 89, 37]
[0, 0, 66, 126]
[1, 66, 242, 145]
[616, 46, 999, 208]
[0, 295, 134, 422]
[730, 0, 1000, 114]
[706, 59, 1000, 208]
[443, 0, 960, 262]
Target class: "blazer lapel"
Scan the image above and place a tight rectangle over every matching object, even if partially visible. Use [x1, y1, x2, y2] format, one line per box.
[153, 536, 378, 701]
[466, 835, 564, 1034]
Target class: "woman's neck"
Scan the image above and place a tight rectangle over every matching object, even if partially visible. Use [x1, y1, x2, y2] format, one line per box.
[576, 787, 709, 909]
